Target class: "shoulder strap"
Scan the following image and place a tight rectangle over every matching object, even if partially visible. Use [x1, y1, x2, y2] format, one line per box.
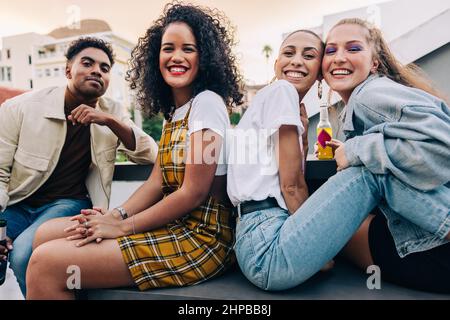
[181, 99, 194, 126]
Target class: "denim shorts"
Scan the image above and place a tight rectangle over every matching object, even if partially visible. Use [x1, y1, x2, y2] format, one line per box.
[234, 207, 288, 290]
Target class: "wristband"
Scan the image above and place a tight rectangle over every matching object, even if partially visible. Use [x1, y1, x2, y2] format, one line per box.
[115, 206, 128, 220]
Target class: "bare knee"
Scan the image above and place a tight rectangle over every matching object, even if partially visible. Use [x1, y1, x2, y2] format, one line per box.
[32, 222, 51, 250]
[26, 245, 50, 297]
[27, 242, 70, 299]
[32, 217, 72, 250]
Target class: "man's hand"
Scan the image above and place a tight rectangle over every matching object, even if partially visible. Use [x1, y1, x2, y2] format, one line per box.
[68, 104, 113, 126]
[67, 104, 136, 150]
[0, 236, 13, 261]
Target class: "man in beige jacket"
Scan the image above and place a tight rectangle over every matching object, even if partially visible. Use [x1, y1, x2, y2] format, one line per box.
[0, 37, 158, 295]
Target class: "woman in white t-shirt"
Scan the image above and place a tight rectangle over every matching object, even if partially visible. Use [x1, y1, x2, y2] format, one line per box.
[27, 3, 243, 299]
[227, 29, 328, 291]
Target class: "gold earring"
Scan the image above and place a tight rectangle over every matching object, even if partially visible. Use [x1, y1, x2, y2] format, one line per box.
[317, 81, 323, 100]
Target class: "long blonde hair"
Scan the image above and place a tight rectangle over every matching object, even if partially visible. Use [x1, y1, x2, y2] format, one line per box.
[332, 18, 447, 102]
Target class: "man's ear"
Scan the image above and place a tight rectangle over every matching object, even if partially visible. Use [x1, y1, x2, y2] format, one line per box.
[65, 62, 72, 79]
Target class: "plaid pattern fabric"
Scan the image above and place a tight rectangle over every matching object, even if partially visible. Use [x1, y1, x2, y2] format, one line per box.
[118, 105, 235, 290]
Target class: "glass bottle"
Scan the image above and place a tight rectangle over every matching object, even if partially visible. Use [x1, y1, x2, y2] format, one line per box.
[317, 105, 333, 160]
[0, 219, 7, 285]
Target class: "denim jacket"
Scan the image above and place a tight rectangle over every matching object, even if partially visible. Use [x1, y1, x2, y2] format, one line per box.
[342, 75, 450, 257]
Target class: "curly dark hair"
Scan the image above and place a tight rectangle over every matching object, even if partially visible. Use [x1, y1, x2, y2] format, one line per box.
[65, 37, 115, 66]
[127, 2, 243, 119]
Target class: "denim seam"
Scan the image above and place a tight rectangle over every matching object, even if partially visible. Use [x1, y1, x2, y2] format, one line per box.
[390, 177, 448, 237]
[397, 236, 449, 258]
[436, 215, 450, 239]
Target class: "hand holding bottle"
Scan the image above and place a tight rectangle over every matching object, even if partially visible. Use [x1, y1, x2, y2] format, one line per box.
[1, 220, 12, 285]
[326, 140, 349, 171]
[0, 236, 12, 261]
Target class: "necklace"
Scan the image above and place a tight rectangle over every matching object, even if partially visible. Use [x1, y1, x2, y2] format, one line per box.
[168, 98, 194, 122]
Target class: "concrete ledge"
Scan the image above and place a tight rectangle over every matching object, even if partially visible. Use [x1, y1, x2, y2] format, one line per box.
[89, 158, 450, 300]
[113, 156, 337, 182]
[80, 260, 450, 300]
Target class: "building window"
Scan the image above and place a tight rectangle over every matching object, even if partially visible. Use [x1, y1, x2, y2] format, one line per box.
[30, 79, 33, 89]
[53, 67, 60, 77]
[6, 67, 12, 81]
[38, 50, 46, 58]
[36, 68, 43, 78]
[45, 68, 51, 77]
[28, 55, 32, 65]
[0, 67, 4, 81]
[6, 49, 11, 59]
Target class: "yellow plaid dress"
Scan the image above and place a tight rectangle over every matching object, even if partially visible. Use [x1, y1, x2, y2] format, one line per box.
[117, 106, 235, 290]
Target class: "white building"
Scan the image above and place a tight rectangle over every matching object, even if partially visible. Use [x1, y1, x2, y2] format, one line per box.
[0, 19, 135, 114]
[0, 33, 53, 90]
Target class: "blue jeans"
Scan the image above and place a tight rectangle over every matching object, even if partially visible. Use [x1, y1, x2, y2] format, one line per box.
[234, 166, 450, 291]
[0, 198, 91, 296]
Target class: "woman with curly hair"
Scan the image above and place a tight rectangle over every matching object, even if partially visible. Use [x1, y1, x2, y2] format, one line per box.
[26, 2, 243, 299]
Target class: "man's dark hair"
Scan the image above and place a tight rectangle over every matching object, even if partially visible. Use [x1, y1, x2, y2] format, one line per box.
[65, 37, 115, 66]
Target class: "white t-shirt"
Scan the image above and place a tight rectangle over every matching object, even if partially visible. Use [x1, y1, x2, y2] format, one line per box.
[169, 90, 230, 176]
[227, 80, 304, 209]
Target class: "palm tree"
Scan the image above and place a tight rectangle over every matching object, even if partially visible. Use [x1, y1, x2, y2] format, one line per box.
[262, 45, 273, 84]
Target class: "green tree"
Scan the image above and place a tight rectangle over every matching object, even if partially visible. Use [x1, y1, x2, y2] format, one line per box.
[142, 113, 164, 142]
[230, 112, 241, 126]
[262, 44, 273, 83]
[117, 112, 164, 163]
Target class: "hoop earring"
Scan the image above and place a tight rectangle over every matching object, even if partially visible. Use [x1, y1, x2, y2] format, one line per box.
[327, 89, 333, 107]
[317, 80, 323, 100]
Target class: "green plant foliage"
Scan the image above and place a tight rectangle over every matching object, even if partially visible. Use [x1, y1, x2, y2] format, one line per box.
[142, 113, 164, 142]
[230, 112, 241, 126]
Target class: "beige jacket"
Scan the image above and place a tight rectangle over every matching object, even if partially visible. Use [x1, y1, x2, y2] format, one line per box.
[0, 86, 158, 211]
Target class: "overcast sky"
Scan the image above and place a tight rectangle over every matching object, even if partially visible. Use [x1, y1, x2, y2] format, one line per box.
[0, 0, 388, 83]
